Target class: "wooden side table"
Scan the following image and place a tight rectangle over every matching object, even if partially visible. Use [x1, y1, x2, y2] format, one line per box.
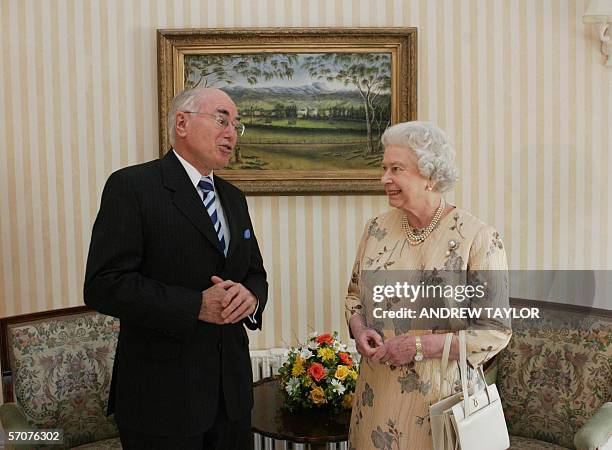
[251, 377, 351, 450]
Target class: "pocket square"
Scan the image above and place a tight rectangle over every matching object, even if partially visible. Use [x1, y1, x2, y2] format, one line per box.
[243, 228, 251, 239]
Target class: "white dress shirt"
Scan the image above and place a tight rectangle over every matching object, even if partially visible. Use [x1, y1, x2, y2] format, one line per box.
[173, 149, 258, 324]
[173, 150, 231, 251]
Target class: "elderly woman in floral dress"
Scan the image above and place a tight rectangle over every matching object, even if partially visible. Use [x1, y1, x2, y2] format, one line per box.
[345, 121, 512, 450]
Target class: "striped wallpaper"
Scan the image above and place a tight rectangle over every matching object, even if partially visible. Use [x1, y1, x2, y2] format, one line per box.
[0, 0, 611, 350]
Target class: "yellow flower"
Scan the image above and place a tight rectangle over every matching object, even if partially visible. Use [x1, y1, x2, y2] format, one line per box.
[317, 347, 336, 362]
[342, 393, 354, 409]
[348, 369, 358, 380]
[335, 365, 350, 381]
[303, 377, 313, 387]
[292, 356, 305, 377]
[310, 386, 327, 404]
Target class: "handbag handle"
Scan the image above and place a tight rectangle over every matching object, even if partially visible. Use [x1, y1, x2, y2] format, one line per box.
[437, 333, 454, 402]
[458, 330, 469, 415]
[458, 330, 497, 417]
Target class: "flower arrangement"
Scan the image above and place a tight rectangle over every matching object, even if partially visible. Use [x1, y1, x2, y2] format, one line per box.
[278, 331, 358, 412]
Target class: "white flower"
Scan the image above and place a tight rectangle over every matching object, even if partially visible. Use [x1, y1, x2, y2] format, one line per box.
[285, 377, 301, 395]
[299, 348, 314, 360]
[330, 378, 346, 395]
[332, 341, 347, 351]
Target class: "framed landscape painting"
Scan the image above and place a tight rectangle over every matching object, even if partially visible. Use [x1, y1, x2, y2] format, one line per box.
[157, 28, 417, 194]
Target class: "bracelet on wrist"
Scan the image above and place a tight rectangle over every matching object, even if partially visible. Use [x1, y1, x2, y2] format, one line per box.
[414, 335, 424, 362]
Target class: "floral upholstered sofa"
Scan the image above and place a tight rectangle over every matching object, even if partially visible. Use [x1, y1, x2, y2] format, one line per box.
[0, 308, 122, 449]
[495, 301, 612, 450]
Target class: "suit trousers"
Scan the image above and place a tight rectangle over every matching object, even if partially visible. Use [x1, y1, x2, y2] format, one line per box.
[118, 387, 252, 450]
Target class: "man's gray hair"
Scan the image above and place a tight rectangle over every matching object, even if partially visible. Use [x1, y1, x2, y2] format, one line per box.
[381, 121, 459, 193]
[167, 89, 203, 146]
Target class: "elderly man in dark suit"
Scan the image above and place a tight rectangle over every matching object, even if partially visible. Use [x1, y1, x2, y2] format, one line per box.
[84, 87, 267, 449]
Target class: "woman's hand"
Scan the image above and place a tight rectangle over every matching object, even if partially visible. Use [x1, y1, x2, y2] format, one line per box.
[354, 328, 384, 358]
[349, 315, 383, 358]
[372, 335, 416, 366]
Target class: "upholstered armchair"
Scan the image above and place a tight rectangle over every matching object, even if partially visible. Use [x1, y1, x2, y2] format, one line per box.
[495, 303, 612, 450]
[0, 309, 122, 449]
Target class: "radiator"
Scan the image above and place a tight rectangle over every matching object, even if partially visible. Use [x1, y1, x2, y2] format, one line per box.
[249, 348, 352, 450]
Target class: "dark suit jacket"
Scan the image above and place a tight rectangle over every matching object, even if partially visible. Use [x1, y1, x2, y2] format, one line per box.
[84, 150, 267, 436]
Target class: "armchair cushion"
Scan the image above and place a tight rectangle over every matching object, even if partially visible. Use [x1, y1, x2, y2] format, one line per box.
[6, 311, 120, 448]
[574, 402, 612, 450]
[497, 311, 612, 449]
[510, 435, 570, 449]
[0, 403, 32, 432]
[72, 437, 123, 449]
[1, 403, 41, 450]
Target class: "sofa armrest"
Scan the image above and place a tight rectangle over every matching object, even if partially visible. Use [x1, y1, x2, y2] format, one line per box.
[0, 403, 36, 450]
[574, 402, 612, 450]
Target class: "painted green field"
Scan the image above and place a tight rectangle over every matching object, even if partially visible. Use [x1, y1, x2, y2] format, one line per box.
[228, 143, 383, 170]
[228, 121, 385, 170]
[240, 124, 368, 145]
[242, 118, 367, 131]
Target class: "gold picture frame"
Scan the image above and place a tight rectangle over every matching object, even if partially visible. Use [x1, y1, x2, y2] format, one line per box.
[157, 27, 417, 194]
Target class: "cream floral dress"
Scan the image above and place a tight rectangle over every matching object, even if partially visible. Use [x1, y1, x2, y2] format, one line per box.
[345, 207, 512, 450]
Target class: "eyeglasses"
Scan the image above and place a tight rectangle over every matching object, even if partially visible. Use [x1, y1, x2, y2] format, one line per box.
[182, 111, 245, 137]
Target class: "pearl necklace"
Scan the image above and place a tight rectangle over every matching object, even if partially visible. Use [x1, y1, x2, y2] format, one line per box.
[402, 198, 446, 245]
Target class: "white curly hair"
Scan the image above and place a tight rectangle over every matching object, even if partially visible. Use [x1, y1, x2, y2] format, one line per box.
[381, 121, 459, 193]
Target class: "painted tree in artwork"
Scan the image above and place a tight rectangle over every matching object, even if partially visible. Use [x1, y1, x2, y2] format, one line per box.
[301, 53, 391, 154]
[184, 53, 299, 162]
[184, 54, 299, 89]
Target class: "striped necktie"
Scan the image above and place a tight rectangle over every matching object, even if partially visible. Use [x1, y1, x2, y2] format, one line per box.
[198, 176, 226, 253]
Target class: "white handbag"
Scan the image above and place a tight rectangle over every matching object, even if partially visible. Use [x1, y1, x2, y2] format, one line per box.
[430, 330, 509, 450]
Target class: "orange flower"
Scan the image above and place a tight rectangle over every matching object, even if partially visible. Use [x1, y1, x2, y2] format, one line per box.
[316, 333, 334, 346]
[339, 352, 353, 366]
[342, 393, 354, 409]
[307, 362, 326, 382]
[310, 386, 326, 404]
